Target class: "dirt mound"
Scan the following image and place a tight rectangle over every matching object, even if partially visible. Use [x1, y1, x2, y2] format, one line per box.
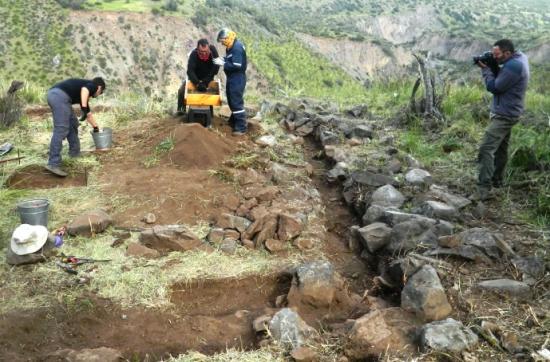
[163, 123, 233, 169]
[6, 165, 87, 189]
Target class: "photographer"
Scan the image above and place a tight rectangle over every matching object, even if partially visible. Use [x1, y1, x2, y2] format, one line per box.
[474, 39, 529, 201]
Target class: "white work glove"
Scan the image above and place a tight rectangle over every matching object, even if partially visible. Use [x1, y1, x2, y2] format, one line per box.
[213, 57, 225, 66]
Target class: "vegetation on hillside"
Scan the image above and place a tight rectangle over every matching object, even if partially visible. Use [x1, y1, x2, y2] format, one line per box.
[0, 1, 85, 85]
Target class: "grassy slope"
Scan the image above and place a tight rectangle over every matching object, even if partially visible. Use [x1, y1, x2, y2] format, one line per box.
[0, 1, 85, 85]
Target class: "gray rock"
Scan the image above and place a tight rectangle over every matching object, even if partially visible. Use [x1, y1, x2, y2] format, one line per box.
[420, 201, 458, 220]
[216, 213, 252, 233]
[207, 228, 224, 244]
[287, 260, 339, 308]
[295, 124, 315, 137]
[404, 154, 422, 168]
[428, 184, 472, 209]
[431, 220, 454, 237]
[420, 318, 478, 352]
[269, 308, 314, 349]
[271, 163, 292, 184]
[405, 169, 433, 187]
[139, 225, 205, 252]
[346, 104, 368, 118]
[459, 228, 501, 259]
[401, 265, 452, 321]
[371, 185, 405, 208]
[512, 256, 546, 283]
[388, 158, 402, 174]
[220, 238, 238, 254]
[383, 210, 437, 227]
[349, 125, 373, 139]
[351, 171, 397, 187]
[358, 222, 392, 253]
[386, 220, 438, 254]
[326, 163, 348, 183]
[253, 314, 272, 332]
[362, 204, 393, 225]
[256, 135, 277, 147]
[67, 209, 113, 237]
[319, 130, 339, 146]
[6, 246, 46, 266]
[426, 245, 492, 264]
[477, 279, 532, 300]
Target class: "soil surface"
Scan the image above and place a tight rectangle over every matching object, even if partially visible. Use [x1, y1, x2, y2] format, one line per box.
[6, 164, 87, 189]
[97, 117, 243, 226]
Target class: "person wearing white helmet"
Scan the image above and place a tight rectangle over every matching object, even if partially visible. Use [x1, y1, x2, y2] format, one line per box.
[214, 29, 248, 136]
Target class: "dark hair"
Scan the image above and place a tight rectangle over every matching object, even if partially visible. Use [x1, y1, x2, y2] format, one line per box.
[92, 77, 106, 90]
[197, 38, 209, 47]
[494, 39, 515, 53]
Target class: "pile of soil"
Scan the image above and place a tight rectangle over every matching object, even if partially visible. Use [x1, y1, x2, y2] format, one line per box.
[164, 123, 233, 169]
[6, 165, 86, 189]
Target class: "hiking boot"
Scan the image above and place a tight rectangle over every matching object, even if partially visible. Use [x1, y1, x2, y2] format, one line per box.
[45, 165, 68, 177]
[232, 131, 246, 137]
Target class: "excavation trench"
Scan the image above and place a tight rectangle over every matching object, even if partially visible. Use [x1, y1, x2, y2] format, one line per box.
[1, 120, 380, 361]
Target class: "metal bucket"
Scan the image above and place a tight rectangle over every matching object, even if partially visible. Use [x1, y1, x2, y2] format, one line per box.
[17, 198, 49, 226]
[91, 128, 113, 150]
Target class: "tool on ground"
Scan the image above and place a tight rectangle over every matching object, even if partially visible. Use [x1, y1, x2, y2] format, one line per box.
[0, 142, 13, 156]
[56, 261, 78, 275]
[61, 255, 111, 265]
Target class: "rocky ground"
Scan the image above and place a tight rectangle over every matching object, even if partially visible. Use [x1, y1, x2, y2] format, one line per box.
[1, 100, 549, 361]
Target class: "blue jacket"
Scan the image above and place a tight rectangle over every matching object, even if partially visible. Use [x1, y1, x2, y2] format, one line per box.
[482, 52, 529, 118]
[224, 39, 247, 76]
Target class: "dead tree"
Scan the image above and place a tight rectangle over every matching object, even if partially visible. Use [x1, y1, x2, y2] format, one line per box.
[0, 80, 24, 128]
[410, 53, 445, 126]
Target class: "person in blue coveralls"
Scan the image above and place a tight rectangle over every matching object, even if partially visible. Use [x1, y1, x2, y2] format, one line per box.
[214, 29, 248, 136]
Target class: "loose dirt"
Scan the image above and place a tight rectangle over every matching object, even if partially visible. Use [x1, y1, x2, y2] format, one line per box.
[6, 164, 87, 189]
[97, 117, 241, 226]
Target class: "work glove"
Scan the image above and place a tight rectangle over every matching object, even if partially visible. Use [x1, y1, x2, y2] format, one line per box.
[213, 57, 225, 66]
[93, 126, 100, 133]
[79, 106, 90, 122]
[197, 82, 207, 92]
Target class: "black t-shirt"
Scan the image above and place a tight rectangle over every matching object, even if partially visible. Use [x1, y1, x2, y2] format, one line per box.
[187, 45, 220, 85]
[51, 78, 98, 105]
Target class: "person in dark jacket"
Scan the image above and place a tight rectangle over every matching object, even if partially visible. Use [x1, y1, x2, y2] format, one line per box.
[177, 39, 220, 115]
[46, 77, 105, 177]
[214, 29, 247, 136]
[475, 39, 529, 201]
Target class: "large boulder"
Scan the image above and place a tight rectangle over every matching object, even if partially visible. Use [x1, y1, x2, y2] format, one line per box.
[6, 246, 46, 266]
[405, 169, 432, 187]
[287, 261, 341, 308]
[67, 209, 112, 237]
[351, 171, 397, 187]
[216, 213, 252, 233]
[277, 213, 305, 241]
[382, 210, 437, 227]
[269, 308, 315, 349]
[139, 225, 205, 252]
[420, 318, 479, 353]
[371, 185, 405, 208]
[345, 308, 418, 360]
[386, 220, 438, 254]
[419, 201, 458, 221]
[428, 184, 472, 209]
[401, 265, 452, 321]
[243, 213, 279, 245]
[358, 222, 392, 253]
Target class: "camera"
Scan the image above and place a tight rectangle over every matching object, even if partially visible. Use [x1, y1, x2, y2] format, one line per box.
[473, 51, 500, 75]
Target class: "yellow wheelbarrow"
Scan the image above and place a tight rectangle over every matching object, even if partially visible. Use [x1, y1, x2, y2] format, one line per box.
[184, 79, 222, 128]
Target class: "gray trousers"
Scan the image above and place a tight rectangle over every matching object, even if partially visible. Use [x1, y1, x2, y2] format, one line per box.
[47, 88, 80, 167]
[477, 113, 519, 189]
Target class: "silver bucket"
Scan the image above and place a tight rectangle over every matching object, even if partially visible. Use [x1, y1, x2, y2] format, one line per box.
[91, 127, 113, 150]
[17, 198, 49, 226]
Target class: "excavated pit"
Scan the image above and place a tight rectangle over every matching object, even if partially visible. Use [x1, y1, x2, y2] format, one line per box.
[6, 164, 87, 189]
